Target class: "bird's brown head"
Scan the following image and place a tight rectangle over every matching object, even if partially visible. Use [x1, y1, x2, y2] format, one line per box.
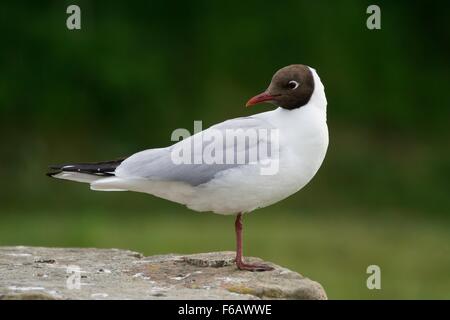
[246, 64, 315, 110]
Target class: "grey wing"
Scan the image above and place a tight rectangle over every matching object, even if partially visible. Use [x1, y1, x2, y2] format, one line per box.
[115, 116, 277, 186]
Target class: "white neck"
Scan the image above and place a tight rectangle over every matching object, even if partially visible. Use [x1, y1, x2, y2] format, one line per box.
[307, 67, 327, 115]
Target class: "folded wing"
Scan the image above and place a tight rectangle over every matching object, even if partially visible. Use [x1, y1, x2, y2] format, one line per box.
[115, 116, 278, 186]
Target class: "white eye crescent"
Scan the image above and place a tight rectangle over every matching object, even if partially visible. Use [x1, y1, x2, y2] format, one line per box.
[288, 80, 299, 90]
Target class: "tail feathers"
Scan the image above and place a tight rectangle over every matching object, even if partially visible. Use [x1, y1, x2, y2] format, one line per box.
[47, 159, 124, 180]
[50, 171, 106, 184]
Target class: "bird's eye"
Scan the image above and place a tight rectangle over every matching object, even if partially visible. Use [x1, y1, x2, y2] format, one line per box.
[287, 80, 299, 90]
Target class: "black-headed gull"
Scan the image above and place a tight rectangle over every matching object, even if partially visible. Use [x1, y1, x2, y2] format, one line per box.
[48, 64, 328, 271]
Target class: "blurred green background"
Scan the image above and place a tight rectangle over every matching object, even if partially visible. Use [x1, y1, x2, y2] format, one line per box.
[1, 1, 449, 299]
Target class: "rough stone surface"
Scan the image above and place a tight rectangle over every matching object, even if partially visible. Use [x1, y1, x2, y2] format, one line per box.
[0, 246, 327, 300]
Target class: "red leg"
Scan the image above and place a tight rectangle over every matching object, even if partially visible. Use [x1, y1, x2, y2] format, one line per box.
[234, 213, 274, 272]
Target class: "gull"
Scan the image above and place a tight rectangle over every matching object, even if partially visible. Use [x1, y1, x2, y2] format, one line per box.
[48, 64, 328, 271]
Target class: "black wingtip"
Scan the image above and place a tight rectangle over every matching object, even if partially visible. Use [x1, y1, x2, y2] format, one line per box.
[48, 164, 64, 170]
[45, 158, 124, 178]
[46, 166, 62, 177]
